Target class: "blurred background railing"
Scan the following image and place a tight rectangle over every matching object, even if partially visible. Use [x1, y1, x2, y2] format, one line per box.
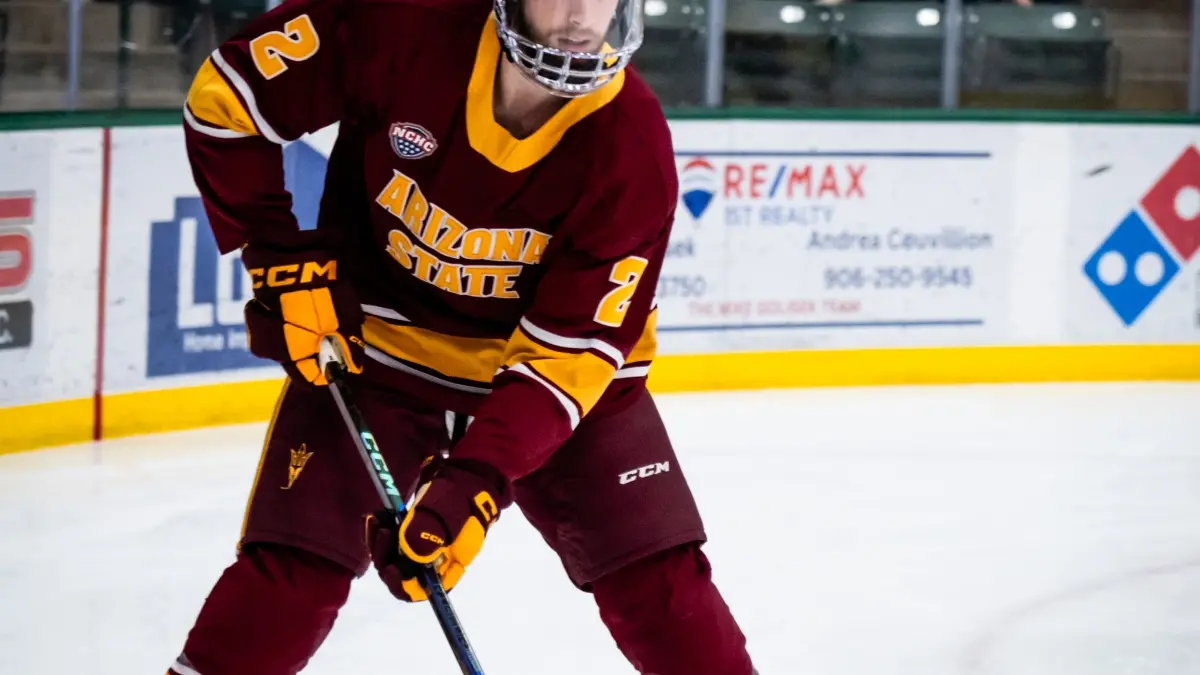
[0, 0, 1195, 114]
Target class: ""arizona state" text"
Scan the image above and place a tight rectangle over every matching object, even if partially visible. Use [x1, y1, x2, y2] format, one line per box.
[376, 170, 551, 299]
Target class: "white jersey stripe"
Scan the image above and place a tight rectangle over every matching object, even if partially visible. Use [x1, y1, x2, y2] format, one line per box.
[172, 658, 203, 675]
[507, 363, 581, 430]
[362, 304, 410, 323]
[364, 345, 491, 395]
[183, 105, 251, 139]
[612, 365, 650, 379]
[519, 317, 624, 368]
[209, 49, 287, 145]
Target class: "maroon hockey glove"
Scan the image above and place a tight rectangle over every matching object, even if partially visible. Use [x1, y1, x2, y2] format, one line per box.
[366, 458, 511, 602]
[240, 230, 364, 386]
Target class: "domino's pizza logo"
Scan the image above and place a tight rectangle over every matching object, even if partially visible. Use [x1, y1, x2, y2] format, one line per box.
[679, 157, 716, 222]
[1083, 145, 1200, 326]
[390, 122, 438, 160]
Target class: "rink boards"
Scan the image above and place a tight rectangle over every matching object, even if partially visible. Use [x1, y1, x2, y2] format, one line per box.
[1, 118, 1198, 453]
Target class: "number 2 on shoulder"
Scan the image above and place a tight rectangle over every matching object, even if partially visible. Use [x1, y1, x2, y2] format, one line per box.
[594, 256, 648, 327]
[250, 14, 320, 80]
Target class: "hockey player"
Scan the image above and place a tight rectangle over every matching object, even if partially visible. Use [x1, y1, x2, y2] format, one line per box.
[171, 0, 755, 673]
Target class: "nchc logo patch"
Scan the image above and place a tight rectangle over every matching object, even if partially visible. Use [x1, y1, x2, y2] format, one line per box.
[1083, 145, 1200, 326]
[390, 122, 438, 160]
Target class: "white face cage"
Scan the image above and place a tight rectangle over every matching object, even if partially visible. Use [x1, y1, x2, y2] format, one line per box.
[493, 0, 644, 98]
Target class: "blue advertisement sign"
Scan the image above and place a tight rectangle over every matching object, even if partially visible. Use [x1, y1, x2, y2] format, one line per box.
[146, 141, 328, 377]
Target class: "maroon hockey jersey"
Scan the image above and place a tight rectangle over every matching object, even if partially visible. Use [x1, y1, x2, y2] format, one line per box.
[183, 0, 677, 479]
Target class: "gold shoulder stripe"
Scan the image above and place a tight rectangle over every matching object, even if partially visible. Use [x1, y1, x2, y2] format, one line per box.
[626, 308, 659, 366]
[363, 316, 507, 385]
[506, 326, 616, 417]
[186, 57, 261, 136]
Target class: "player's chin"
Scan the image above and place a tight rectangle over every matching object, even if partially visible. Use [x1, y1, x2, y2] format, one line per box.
[544, 33, 603, 53]
[524, 49, 604, 83]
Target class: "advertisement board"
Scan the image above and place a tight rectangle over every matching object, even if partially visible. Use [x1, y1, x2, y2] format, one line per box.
[0, 191, 36, 351]
[1068, 126, 1200, 344]
[659, 121, 1016, 354]
[0, 130, 102, 408]
[104, 128, 329, 393]
[2, 117, 1198, 453]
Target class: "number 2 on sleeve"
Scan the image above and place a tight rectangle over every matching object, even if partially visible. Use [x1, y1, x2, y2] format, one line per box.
[250, 14, 320, 80]
[594, 256, 649, 327]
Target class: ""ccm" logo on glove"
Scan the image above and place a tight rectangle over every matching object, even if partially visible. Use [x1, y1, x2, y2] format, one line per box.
[419, 531, 445, 545]
[473, 491, 500, 523]
[248, 261, 338, 289]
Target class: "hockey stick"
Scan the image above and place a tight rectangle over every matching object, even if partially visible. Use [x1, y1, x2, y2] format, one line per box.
[318, 337, 486, 675]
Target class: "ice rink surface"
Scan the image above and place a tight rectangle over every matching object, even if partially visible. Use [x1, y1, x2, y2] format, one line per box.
[2, 382, 1199, 675]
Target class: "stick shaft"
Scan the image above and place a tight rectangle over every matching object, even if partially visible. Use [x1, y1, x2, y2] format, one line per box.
[324, 359, 485, 675]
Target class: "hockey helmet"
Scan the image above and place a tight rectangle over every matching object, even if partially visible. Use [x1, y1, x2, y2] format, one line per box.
[493, 0, 644, 97]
